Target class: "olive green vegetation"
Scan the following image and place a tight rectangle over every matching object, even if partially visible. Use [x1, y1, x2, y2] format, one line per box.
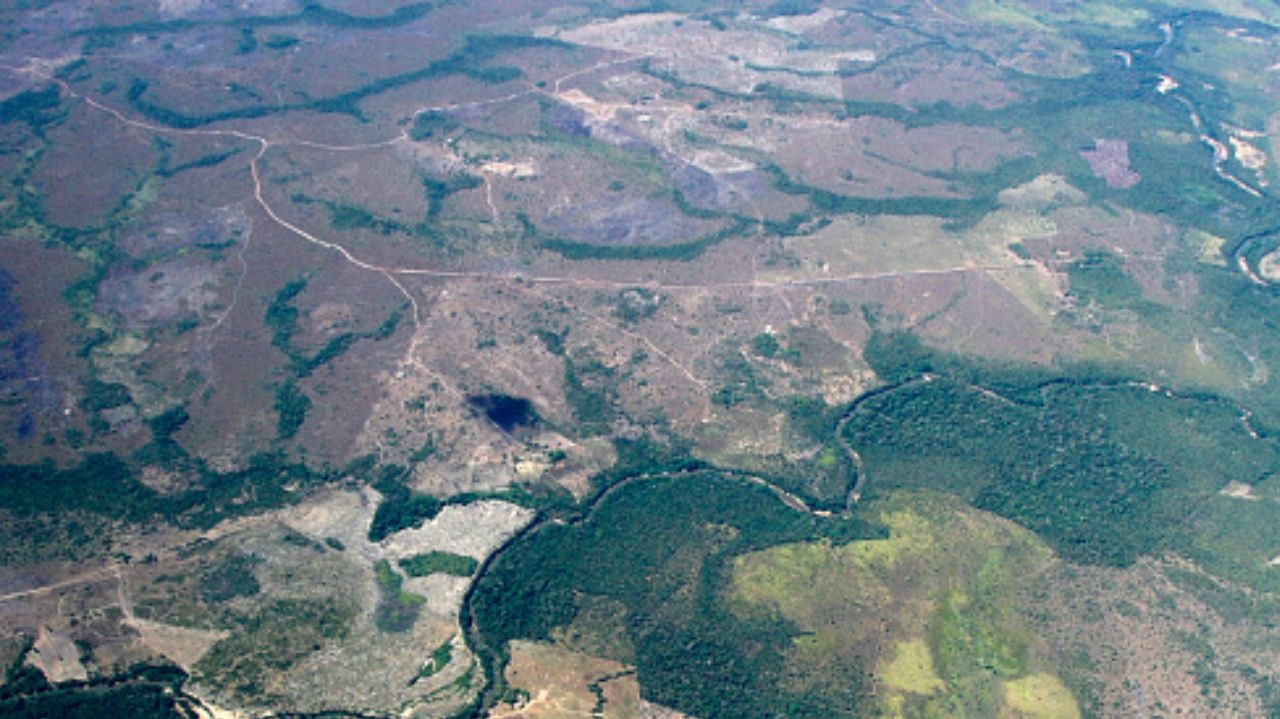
[418, 639, 455, 679]
[989, 36, 1280, 245]
[778, 395, 856, 507]
[198, 554, 262, 603]
[656, 18, 1279, 246]
[409, 110, 460, 141]
[122, 35, 565, 127]
[374, 559, 426, 633]
[3, 642, 46, 698]
[400, 551, 478, 577]
[364, 461, 576, 546]
[613, 288, 663, 324]
[292, 171, 481, 248]
[0, 446, 338, 545]
[0, 85, 65, 130]
[423, 174, 484, 221]
[755, 159, 999, 231]
[195, 598, 354, 698]
[709, 340, 854, 508]
[262, 276, 405, 438]
[470, 472, 880, 719]
[731, 491, 1059, 719]
[262, 33, 299, 50]
[848, 329, 1280, 570]
[145, 405, 190, 440]
[273, 380, 310, 440]
[1065, 247, 1153, 311]
[78, 1, 438, 39]
[562, 357, 618, 436]
[531, 326, 566, 356]
[1017, 90, 1272, 242]
[538, 217, 754, 262]
[749, 332, 780, 358]
[265, 275, 406, 378]
[0, 454, 158, 524]
[1180, 494, 1280, 595]
[525, 98, 760, 261]
[152, 139, 241, 178]
[710, 346, 769, 408]
[1195, 270, 1280, 431]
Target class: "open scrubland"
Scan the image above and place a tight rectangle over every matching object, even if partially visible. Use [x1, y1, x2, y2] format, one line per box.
[4, 0, 1280, 718]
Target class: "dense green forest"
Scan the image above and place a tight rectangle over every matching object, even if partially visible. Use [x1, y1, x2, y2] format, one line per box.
[470, 472, 879, 719]
[847, 330, 1280, 568]
[0, 659, 188, 719]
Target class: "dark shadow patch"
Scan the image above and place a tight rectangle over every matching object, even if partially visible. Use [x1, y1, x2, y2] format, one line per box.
[467, 394, 537, 432]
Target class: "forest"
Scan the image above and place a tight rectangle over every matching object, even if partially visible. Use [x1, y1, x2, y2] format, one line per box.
[469, 472, 880, 719]
[847, 330, 1280, 567]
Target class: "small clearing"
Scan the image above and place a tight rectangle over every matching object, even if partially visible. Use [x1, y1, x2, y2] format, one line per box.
[1080, 139, 1140, 189]
[1220, 480, 1261, 500]
[492, 641, 638, 719]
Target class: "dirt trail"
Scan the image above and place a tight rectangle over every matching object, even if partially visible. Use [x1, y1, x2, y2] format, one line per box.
[0, 567, 116, 604]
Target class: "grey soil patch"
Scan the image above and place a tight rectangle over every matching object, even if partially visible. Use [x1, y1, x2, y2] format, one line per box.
[97, 256, 226, 329]
[1080, 138, 1140, 189]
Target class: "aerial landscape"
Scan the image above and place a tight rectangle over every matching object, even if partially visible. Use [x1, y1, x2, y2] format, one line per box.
[4, 0, 1280, 717]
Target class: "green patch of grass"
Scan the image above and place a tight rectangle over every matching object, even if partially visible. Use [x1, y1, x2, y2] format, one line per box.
[196, 598, 354, 698]
[418, 638, 454, 679]
[374, 559, 425, 633]
[730, 491, 1050, 719]
[399, 551, 478, 577]
[1002, 673, 1082, 719]
[1065, 248, 1150, 310]
[880, 638, 943, 695]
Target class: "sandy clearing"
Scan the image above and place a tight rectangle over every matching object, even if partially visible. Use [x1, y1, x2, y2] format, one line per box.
[1220, 481, 1261, 500]
[382, 500, 535, 561]
[28, 626, 88, 683]
[128, 618, 229, 671]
